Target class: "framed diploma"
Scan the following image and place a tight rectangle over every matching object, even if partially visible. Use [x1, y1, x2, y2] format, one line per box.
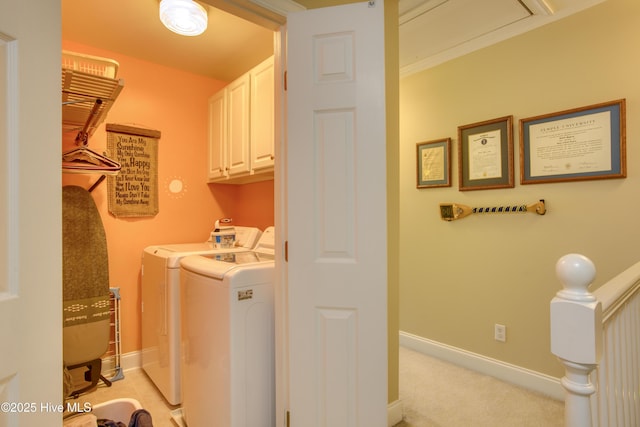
[457, 116, 514, 191]
[417, 138, 451, 188]
[520, 99, 626, 184]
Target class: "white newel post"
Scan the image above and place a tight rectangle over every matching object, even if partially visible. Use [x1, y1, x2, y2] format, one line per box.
[551, 254, 603, 427]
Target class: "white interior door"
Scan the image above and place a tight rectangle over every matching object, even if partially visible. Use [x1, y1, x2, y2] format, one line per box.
[0, 1, 61, 425]
[286, 2, 388, 425]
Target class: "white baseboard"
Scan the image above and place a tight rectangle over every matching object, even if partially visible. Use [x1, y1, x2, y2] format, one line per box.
[114, 350, 142, 373]
[387, 399, 403, 426]
[399, 331, 565, 401]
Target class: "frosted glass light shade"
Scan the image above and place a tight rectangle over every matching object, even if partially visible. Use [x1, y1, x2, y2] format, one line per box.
[160, 0, 208, 36]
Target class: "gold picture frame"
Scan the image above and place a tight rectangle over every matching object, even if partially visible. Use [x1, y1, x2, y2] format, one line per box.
[416, 138, 451, 188]
[520, 99, 626, 184]
[457, 116, 514, 191]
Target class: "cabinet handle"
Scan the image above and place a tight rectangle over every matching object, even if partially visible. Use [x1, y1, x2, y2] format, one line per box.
[270, 155, 275, 160]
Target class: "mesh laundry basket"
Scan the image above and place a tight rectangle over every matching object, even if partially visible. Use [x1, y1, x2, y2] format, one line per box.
[62, 50, 119, 78]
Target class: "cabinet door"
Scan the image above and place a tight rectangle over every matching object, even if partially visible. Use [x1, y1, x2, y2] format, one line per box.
[208, 90, 227, 181]
[250, 56, 275, 172]
[227, 74, 251, 177]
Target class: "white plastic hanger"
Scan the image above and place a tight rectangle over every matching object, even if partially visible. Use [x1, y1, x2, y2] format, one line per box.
[62, 146, 121, 175]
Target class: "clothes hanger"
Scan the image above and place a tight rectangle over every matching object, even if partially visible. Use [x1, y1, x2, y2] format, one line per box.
[62, 146, 121, 175]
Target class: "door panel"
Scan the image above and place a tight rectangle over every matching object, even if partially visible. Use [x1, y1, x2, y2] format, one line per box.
[227, 74, 251, 176]
[208, 90, 227, 180]
[0, 1, 61, 425]
[250, 56, 275, 171]
[286, 2, 388, 425]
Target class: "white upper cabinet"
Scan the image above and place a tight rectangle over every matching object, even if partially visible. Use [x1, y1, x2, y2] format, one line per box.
[208, 56, 274, 183]
[226, 73, 251, 177]
[207, 89, 227, 180]
[250, 56, 275, 172]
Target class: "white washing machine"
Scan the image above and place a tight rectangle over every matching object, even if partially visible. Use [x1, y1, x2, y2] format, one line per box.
[141, 226, 262, 405]
[179, 227, 275, 427]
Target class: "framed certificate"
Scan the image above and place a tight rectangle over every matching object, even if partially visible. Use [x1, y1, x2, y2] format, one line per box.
[457, 116, 514, 191]
[416, 138, 451, 188]
[520, 99, 626, 184]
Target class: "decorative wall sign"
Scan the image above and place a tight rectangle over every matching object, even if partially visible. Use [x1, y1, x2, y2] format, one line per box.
[106, 124, 160, 217]
[457, 116, 514, 191]
[520, 99, 626, 184]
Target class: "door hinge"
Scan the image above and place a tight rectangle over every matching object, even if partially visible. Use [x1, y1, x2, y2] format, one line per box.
[284, 240, 288, 262]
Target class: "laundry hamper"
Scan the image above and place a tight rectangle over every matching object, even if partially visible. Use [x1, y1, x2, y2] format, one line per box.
[63, 398, 144, 427]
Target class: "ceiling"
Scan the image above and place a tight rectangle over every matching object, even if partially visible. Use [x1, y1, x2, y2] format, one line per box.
[62, 0, 276, 82]
[399, 0, 605, 76]
[62, 0, 605, 82]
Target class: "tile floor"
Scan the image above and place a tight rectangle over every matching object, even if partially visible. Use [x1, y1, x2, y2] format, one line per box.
[65, 368, 180, 427]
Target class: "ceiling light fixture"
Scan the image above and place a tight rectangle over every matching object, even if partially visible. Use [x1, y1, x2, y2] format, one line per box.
[159, 0, 208, 37]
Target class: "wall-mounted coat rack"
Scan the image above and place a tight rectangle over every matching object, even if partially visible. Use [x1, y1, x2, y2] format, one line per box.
[439, 199, 546, 221]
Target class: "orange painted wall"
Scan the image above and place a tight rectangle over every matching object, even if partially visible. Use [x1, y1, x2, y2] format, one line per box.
[214, 180, 275, 230]
[62, 41, 275, 354]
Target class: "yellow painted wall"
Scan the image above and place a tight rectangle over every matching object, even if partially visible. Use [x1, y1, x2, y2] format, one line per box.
[399, 0, 640, 378]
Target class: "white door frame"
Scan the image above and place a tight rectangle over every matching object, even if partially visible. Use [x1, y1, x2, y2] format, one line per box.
[0, 0, 62, 425]
[272, 24, 290, 427]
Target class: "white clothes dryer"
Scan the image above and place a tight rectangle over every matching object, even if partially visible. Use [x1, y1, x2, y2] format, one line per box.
[141, 226, 262, 405]
[179, 227, 275, 427]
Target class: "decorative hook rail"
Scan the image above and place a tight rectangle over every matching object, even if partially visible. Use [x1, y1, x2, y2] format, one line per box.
[439, 199, 546, 221]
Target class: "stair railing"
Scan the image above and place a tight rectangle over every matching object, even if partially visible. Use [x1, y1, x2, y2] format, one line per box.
[551, 254, 640, 427]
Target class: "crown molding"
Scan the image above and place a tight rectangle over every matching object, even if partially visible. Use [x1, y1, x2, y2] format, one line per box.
[249, 0, 306, 15]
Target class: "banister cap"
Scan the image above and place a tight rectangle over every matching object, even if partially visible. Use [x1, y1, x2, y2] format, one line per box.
[555, 254, 596, 301]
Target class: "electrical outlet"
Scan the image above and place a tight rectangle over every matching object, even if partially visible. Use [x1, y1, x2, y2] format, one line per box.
[494, 324, 506, 342]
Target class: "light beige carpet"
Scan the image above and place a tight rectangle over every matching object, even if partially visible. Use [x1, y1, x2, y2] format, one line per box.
[396, 346, 564, 427]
